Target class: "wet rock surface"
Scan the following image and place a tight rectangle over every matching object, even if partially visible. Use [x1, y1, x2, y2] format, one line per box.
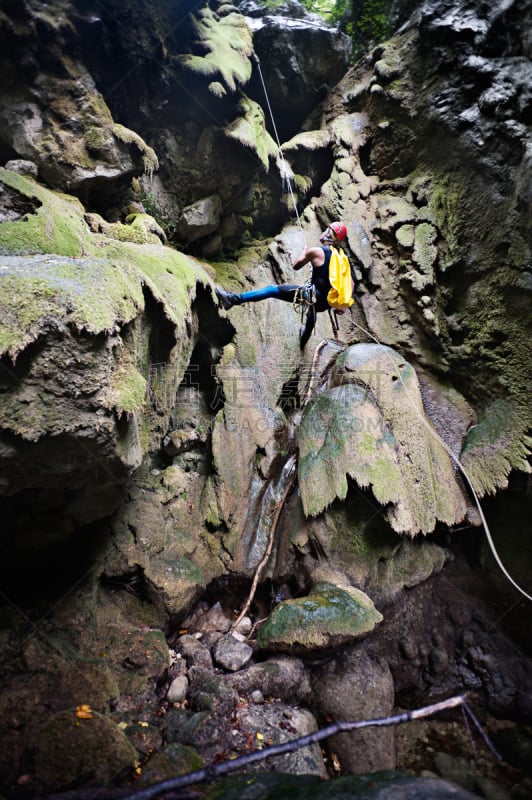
[0, 554, 531, 797]
[0, 0, 531, 797]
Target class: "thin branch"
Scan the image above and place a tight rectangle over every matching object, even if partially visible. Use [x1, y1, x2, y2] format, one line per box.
[463, 701, 502, 760]
[461, 704, 478, 759]
[232, 338, 332, 634]
[231, 469, 297, 632]
[123, 695, 469, 800]
[303, 338, 330, 407]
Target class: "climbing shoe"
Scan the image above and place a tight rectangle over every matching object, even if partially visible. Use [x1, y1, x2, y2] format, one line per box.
[215, 287, 242, 310]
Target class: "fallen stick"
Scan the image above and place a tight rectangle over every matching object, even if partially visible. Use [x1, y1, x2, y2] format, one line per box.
[124, 694, 470, 800]
[230, 466, 297, 633]
[231, 337, 333, 634]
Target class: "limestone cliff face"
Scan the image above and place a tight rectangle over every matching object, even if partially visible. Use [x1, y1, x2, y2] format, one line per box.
[0, 0, 531, 795]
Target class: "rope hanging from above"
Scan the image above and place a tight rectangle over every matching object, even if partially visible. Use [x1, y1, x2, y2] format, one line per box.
[254, 54, 303, 231]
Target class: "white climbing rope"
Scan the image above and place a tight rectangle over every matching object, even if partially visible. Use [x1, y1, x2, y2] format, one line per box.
[255, 56, 303, 231]
[346, 318, 532, 604]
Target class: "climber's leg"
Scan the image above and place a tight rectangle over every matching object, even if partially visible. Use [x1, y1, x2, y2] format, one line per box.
[299, 307, 317, 350]
[240, 285, 299, 303]
[216, 284, 299, 309]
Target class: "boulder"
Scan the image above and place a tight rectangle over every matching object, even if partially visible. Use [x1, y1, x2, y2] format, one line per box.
[228, 655, 312, 704]
[257, 581, 382, 653]
[298, 344, 469, 535]
[201, 772, 485, 798]
[187, 667, 239, 716]
[178, 195, 223, 243]
[212, 633, 253, 671]
[242, 0, 351, 138]
[236, 701, 328, 777]
[32, 710, 137, 790]
[311, 648, 396, 774]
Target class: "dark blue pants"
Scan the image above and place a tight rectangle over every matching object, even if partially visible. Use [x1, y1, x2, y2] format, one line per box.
[239, 284, 321, 348]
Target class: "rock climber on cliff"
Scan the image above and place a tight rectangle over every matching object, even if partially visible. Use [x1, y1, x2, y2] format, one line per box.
[215, 221, 349, 349]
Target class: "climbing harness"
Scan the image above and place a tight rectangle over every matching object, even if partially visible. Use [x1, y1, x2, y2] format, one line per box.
[292, 279, 316, 318]
[292, 281, 317, 344]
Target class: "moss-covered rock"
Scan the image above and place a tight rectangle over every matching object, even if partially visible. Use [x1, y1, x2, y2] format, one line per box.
[298, 344, 468, 535]
[136, 743, 204, 786]
[0, 168, 94, 258]
[54, 658, 120, 713]
[120, 629, 169, 678]
[203, 771, 485, 799]
[0, 169, 212, 364]
[33, 709, 137, 790]
[145, 557, 206, 618]
[0, 254, 144, 359]
[0, 168, 214, 498]
[111, 124, 159, 178]
[224, 96, 278, 170]
[257, 581, 382, 653]
[0, 0, 159, 192]
[460, 390, 531, 497]
[177, 7, 253, 93]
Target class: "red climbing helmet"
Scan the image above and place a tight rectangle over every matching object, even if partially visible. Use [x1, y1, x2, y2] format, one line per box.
[328, 221, 347, 241]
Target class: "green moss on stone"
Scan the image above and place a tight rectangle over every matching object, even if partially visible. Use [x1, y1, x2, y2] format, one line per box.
[84, 125, 114, 152]
[224, 96, 277, 170]
[162, 742, 205, 774]
[0, 169, 215, 475]
[425, 168, 532, 493]
[0, 256, 146, 359]
[177, 8, 252, 93]
[33, 710, 137, 789]
[257, 581, 382, 652]
[103, 360, 147, 417]
[298, 382, 402, 517]
[101, 213, 165, 245]
[112, 123, 159, 177]
[0, 168, 93, 257]
[461, 398, 531, 495]
[412, 221, 438, 276]
[396, 223, 415, 249]
[0, 276, 58, 356]
[204, 771, 454, 800]
[282, 130, 331, 152]
[208, 81, 227, 97]
[293, 174, 313, 194]
[299, 344, 468, 535]
[0, 169, 211, 340]
[145, 556, 206, 617]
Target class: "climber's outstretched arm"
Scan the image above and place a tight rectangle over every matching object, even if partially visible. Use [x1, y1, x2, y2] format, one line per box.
[293, 245, 326, 271]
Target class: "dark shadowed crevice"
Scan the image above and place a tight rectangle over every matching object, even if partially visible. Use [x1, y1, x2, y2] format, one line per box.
[0, 181, 42, 223]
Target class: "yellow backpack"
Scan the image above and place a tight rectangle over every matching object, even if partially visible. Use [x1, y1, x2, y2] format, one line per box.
[327, 246, 355, 310]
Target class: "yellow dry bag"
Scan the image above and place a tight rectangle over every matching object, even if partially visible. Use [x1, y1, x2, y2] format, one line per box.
[327, 246, 354, 310]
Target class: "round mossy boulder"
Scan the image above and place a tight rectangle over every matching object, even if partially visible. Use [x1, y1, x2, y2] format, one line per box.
[257, 581, 383, 653]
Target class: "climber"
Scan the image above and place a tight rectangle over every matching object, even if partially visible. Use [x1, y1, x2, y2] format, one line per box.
[215, 221, 349, 349]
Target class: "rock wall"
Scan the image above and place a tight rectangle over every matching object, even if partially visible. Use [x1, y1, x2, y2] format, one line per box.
[0, 0, 531, 796]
